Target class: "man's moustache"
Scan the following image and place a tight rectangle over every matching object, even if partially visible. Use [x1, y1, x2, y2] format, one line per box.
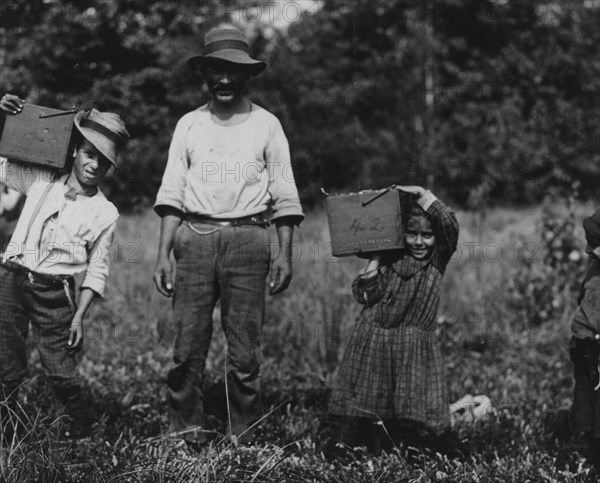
[213, 83, 239, 90]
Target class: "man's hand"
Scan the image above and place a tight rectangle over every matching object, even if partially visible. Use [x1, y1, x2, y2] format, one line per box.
[0, 94, 25, 114]
[396, 185, 426, 198]
[153, 211, 182, 297]
[269, 253, 292, 295]
[154, 254, 175, 297]
[68, 315, 84, 352]
[269, 218, 295, 295]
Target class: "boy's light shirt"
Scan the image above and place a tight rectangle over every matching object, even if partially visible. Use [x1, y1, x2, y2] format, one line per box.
[0, 158, 117, 297]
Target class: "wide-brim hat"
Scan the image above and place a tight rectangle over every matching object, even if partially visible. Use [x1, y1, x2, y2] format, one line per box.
[187, 28, 267, 76]
[74, 109, 130, 169]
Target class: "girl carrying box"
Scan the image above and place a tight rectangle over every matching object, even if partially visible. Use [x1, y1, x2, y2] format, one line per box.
[325, 185, 459, 452]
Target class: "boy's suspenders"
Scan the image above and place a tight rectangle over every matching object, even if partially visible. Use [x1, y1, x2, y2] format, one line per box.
[2, 173, 57, 264]
[22, 177, 57, 248]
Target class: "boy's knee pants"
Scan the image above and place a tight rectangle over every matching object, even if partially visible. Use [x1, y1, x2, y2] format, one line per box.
[0, 263, 79, 393]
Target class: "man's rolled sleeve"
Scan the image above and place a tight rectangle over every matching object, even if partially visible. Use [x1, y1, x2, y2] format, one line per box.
[154, 119, 190, 217]
[81, 223, 116, 298]
[266, 120, 304, 225]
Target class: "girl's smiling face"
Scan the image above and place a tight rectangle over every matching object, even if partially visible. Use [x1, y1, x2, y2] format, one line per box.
[405, 215, 435, 260]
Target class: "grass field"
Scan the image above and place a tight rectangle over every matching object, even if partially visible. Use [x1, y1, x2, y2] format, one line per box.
[1, 200, 599, 482]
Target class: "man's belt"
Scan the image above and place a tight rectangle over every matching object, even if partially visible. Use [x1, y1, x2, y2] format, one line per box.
[1, 259, 74, 287]
[184, 213, 269, 227]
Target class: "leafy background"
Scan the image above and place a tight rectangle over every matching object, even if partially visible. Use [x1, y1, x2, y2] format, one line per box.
[1, 0, 598, 210]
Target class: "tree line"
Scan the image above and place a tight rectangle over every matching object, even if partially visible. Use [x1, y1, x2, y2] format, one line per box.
[1, 0, 598, 210]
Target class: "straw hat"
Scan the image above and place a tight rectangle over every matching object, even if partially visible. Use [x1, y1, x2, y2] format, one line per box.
[74, 109, 130, 168]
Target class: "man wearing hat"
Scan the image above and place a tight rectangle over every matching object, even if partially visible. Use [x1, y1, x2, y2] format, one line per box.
[0, 93, 129, 439]
[153, 27, 304, 443]
[569, 208, 600, 471]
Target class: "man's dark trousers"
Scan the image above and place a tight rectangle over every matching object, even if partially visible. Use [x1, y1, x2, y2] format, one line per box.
[167, 221, 270, 441]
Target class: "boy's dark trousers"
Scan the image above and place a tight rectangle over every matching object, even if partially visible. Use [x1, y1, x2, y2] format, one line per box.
[0, 262, 90, 439]
[569, 336, 600, 468]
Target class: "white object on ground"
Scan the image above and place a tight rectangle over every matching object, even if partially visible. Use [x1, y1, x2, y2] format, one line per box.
[450, 394, 494, 426]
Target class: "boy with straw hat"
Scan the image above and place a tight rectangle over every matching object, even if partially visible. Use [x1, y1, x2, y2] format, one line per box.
[0, 93, 129, 440]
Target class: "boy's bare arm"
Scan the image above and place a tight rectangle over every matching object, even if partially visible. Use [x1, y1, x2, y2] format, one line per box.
[68, 287, 96, 349]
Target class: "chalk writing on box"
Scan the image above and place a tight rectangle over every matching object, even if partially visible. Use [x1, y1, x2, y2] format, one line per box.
[349, 217, 385, 235]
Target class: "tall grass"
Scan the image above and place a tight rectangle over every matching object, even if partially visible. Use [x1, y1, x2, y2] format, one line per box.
[2, 201, 599, 482]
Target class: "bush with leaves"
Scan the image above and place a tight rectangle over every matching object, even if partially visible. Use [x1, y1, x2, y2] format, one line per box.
[507, 190, 587, 327]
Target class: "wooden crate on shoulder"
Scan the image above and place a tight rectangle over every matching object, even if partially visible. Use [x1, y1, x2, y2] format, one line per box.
[0, 103, 77, 170]
[326, 188, 404, 257]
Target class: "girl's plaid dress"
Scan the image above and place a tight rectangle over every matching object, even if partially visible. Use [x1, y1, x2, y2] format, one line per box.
[328, 199, 459, 430]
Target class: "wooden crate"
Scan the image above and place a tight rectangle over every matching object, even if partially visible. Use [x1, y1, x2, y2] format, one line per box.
[326, 189, 404, 257]
[0, 103, 77, 170]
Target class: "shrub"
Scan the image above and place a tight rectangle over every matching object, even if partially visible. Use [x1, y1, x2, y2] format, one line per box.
[507, 190, 587, 327]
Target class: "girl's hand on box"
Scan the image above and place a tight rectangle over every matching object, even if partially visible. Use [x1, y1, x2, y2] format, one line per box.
[0, 94, 25, 114]
[360, 253, 382, 276]
[396, 185, 426, 198]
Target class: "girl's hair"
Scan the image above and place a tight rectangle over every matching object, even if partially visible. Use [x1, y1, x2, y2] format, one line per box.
[402, 195, 431, 230]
